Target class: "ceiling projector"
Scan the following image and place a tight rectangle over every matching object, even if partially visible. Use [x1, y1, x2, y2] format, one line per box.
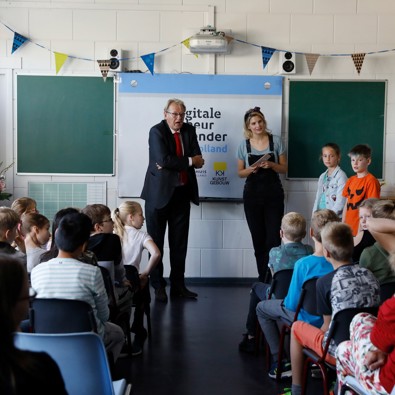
[189, 26, 230, 54]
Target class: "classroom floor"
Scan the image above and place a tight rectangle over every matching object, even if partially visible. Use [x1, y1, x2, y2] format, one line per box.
[115, 284, 327, 395]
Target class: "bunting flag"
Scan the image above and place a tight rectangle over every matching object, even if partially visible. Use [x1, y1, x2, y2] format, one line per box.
[305, 53, 320, 75]
[97, 59, 111, 81]
[141, 53, 155, 75]
[182, 37, 191, 50]
[182, 37, 198, 58]
[351, 53, 366, 75]
[261, 46, 276, 70]
[11, 32, 28, 54]
[54, 52, 68, 74]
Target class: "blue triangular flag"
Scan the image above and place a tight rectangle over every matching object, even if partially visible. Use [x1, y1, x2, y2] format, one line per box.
[261, 46, 276, 69]
[141, 53, 155, 75]
[12, 32, 28, 54]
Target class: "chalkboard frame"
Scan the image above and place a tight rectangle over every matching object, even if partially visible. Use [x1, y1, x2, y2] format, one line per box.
[287, 79, 386, 180]
[16, 75, 115, 175]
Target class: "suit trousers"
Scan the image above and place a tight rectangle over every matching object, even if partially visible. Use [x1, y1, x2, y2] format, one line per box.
[145, 185, 191, 290]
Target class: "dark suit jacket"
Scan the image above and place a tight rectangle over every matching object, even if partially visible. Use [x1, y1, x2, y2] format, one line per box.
[141, 119, 202, 209]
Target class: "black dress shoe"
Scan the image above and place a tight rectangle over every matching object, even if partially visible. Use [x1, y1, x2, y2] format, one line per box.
[170, 286, 198, 299]
[154, 287, 168, 303]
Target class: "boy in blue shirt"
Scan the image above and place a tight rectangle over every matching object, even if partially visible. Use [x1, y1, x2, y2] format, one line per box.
[239, 212, 313, 354]
[256, 209, 339, 379]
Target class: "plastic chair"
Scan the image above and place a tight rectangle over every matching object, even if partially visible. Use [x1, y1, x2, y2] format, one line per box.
[98, 260, 116, 285]
[255, 269, 294, 357]
[30, 298, 98, 333]
[379, 281, 395, 304]
[275, 277, 319, 381]
[124, 265, 152, 338]
[340, 375, 395, 395]
[14, 332, 131, 395]
[99, 265, 133, 356]
[301, 306, 378, 395]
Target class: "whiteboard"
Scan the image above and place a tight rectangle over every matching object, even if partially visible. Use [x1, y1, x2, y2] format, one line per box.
[117, 74, 283, 200]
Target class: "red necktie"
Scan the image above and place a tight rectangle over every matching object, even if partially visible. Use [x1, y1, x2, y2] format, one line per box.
[174, 132, 188, 185]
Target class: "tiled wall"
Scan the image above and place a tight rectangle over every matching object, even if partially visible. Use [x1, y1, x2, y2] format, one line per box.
[1, 0, 395, 278]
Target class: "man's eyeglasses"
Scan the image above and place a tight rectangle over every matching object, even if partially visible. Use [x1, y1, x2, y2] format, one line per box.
[166, 111, 185, 118]
[101, 218, 113, 224]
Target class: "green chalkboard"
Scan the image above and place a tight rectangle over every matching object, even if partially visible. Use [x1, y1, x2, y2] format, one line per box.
[288, 80, 386, 179]
[17, 75, 114, 174]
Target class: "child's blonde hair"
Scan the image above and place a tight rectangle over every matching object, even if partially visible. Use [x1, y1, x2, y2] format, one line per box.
[371, 200, 395, 220]
[0, 207, 20, 240]
[111, 201, 142, 243]
[281, 212, 307, 242]
[310, 209, 340, 243]
[359, 198, 380, 211]
[321, 222, 354, 262]
[10, 197, 37, 216]
[21, 212, 50, 246]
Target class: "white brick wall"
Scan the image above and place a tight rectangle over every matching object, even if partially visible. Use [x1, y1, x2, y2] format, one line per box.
[1, 0, 394, 279]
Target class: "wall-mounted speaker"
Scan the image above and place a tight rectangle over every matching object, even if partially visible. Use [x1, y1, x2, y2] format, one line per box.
[279, 52, 296, 74]
[109, 48, 121, 71]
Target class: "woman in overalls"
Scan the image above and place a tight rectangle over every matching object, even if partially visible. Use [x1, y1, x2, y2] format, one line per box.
[237, 107, 287, 283]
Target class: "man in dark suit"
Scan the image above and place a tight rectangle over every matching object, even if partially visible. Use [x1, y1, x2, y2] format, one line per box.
[141, 98, 204, 302]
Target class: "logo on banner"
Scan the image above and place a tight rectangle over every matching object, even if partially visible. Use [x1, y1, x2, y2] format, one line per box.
[210, 162, 229, 185]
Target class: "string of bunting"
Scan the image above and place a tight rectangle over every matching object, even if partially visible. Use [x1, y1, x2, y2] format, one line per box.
[2, 18, 395, 79]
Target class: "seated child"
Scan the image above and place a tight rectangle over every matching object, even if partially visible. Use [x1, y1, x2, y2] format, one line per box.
[335, 216, 395, 395]
[285, 222, 380, 395]
[359, 200, 395, 285]
[10, 197, 38, 253]
[342, 144, 381, 236]
[81, 204, 134, 326]
[256, 209, 339, 379]
[0, 253, 67, 394]
[21, 212, 51, 272]
[112, 201, 161, 356]
[239, 212, 313, 354]
[0, 207, 27, 267]
[31, 212, 125, 362]
[352, 198, 378, 263]
[39, 207, 97, 266]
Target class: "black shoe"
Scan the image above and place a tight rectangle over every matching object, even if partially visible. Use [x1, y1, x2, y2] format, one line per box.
[131, 328, 148, 357]
[238, 334, 256, 354]
[155, 287, 168, 303]
[170, 286, 198, 299]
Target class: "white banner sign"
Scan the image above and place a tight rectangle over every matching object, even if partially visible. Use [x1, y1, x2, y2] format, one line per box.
[118, 74, 283, 200]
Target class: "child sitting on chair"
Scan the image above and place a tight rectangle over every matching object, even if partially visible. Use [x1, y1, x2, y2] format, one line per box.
[112, 201, 161, 356]
[336, 216, 395, 395]
[284, 222, 380, 395]
[239, 212, 313, 354]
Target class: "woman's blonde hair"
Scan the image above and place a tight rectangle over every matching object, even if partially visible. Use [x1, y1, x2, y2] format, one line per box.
[111, 201, 142, 243]
[243, 107, 269, 139]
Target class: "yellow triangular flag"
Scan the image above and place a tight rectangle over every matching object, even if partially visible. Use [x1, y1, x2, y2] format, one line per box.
[54, 52, 68, 74]
[97, 59, 111, 82]
[305, 53, 320, 75]
[351, 53, 366, 75]
[182, 37, 191, 49]
[182, 37, 198, 58]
